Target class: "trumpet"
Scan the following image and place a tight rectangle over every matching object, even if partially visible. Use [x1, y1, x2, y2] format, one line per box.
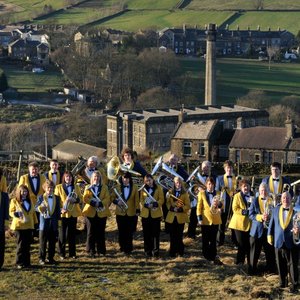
[63, 190, 78, 212]
[292, 211, 300, 245]
[142, 188, 158, 210]
[113, 187, 128, 213]
[86, 186, 105, 212]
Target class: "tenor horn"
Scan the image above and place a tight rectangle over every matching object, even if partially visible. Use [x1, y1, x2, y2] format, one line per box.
[86, 186, 105, 212]
[113, 187, 128, 213]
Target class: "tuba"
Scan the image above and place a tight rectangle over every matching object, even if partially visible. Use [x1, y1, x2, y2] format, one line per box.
[292, 211, 300, 245]
[186, 166, 206, 198]
[113, 187, 128, 213]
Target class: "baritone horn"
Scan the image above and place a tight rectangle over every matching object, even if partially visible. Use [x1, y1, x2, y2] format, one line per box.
[113, 187, 128, 213]
[63, 190, 78, 212]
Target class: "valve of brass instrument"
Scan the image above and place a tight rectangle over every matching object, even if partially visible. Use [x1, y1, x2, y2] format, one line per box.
[210, 195, 222, 214]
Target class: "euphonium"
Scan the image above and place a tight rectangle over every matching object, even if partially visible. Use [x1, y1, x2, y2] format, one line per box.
[113, 187, 128, 213]
[63, 190, 78, 212]
[87, 186, 105, 212]
[292, 212, 300, 245]
[186, 166, 206, 199]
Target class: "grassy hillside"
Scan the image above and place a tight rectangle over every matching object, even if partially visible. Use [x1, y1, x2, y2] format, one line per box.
[126, 0, 179, 9]
[179, 58, 300, 104]
[227, 11, 300, 35]
[187, 0, 300, 10]
[91, 10, 234, 31]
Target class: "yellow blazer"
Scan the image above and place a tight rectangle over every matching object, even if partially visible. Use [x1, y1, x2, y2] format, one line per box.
[0, 175, 7, 192]
[82, 184, 111, 218]
[9, 198, 38, 230]
[111, 184, 139, 217]
[18, 174, 46, 204]
[45, 170, 61, 186]
[228, 192, 251, 232]
[54, 184, 82, 218]
[140, 185, 164, 219]
[197, 191, 222, 225]
[165, 189, 190, 224]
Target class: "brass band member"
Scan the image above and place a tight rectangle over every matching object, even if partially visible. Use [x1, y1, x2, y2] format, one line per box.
[262, 162, 292, 197]
[140, 174, 164, 258]
[166, 176, 190, 257]
[0, 168, 9, 269]
[248, 182, 276, 275]
[82, 171, 110, 257]
[268, 192, 299, 293]
[84, 156, 108, 186]
[112, 172, 139, 255]
[55, 171, 82, 260]
[44, 159, 61, 186]
[229, 179, 252, 266]
[36, 180, 61, 265]
[197, 177, 223, 264]
[9, 185, 37, 269]
[217, 160, 238, 246]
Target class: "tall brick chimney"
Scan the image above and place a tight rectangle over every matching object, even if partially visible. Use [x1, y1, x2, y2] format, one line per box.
[205, 23, 217, 106]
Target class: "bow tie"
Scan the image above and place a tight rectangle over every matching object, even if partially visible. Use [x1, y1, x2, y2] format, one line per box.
[201, 174, 208, 177]
[93, 184, 99, 188]
[124, 186, 130, 189]
[283, 208, 289, 211]
[31, 176, 38, 179]
[261, 198, 266, 201]
[52, 172, 57, 175]
[273, 178, 279, 182]
[227, 176, 232, 178]
[207, 191, 214, 195]
[124, 163, 131, 166]
[48, 196, 53, 199]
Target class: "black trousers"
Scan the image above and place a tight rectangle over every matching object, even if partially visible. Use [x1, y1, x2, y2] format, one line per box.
[58, 217, 77, 258]
[169, 217, 185, 257]
[217, 212, 237, 246]
[201, 224, 219, 261]
[86, 216, 107, 255]
[275, 246, 299, 287]
[142, 216, 161, 257]
[39, 228, 57, 261]
[116, 215, 135, 254]
[249, 229, 276, 273]
[0, 231, 4, 268]
[15, 229, 32, 266]
[187, 207, 198, 239]
[234, 229, 250, 265]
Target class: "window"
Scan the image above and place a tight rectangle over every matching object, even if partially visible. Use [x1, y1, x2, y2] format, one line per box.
[263, 151, 272, 163]
[255, 153, 260, 162]
[297, 153, 300, 164]
[198, 143, 205, 157]
[235, 150, 240, 162]
[183, 141, 192, 157]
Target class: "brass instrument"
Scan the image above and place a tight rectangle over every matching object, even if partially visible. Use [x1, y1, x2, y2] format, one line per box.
[210, 195, 222, 215]
[63, 190, 78, 212]
[292, 211, 300, 245]
[72, 156, 90, 194]
[152, 157, 184, 191]
[166, 192, 184, 208]
[187, 166, 207, 198]
[113, 187, 128, 213]
[16, 202, 28, 223]
[86, 185, 105, 212]
[269, 193, 281, 207]
[142, 188, 158, 210]
[36, 198, 50, 219]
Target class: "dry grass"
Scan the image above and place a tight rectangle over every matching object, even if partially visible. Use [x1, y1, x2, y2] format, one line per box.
[1, 212, 299, 299]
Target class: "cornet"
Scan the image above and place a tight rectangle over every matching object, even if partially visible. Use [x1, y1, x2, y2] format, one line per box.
[113, 187, 128, 213]
[86, 186, 105, 212]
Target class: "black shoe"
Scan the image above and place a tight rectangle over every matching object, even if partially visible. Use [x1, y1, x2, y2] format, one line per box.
[289, 285, 298, 293]
[48, 259, 57, 265]
[214, 258, 223, 266]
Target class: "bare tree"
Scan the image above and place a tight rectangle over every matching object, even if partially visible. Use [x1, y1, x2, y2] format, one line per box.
[267, 45, 280, 70]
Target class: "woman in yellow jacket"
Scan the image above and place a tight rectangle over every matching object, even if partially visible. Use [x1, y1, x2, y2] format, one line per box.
[54, 171, 82, 260]
[9, 185, 38, 269]
[0, 168, 7, 193]
[229, 179, 252, 266]
[197, 177, 223, 264]
[166, 176, 190, 257]
[111, 172, 139, 254]
[82, 171, 110, 257]
[140, 174, 164, 258]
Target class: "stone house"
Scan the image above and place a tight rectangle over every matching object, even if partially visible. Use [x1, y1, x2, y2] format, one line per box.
[229, 117, 300, 163]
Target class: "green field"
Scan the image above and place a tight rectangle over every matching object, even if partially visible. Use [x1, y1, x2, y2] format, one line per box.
[126, 0, 179, 9]
[0, 64, 63, 94]
[179, 58, 300, 104]
[187, 0, 300, 10]
[227, 11, 300, 35]
[92, 10, 234, 31]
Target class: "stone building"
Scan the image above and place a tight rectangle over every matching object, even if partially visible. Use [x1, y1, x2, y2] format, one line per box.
[229, 117, 300, 163]
[106, 105, 269, 159]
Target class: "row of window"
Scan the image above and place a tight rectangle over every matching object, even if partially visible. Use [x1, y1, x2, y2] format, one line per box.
[183, 142, 205, 157]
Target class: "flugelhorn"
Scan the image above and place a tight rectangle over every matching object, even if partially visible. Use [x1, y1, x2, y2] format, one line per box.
[113, 187, 128, 213]
[86, 186, 105, 212]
